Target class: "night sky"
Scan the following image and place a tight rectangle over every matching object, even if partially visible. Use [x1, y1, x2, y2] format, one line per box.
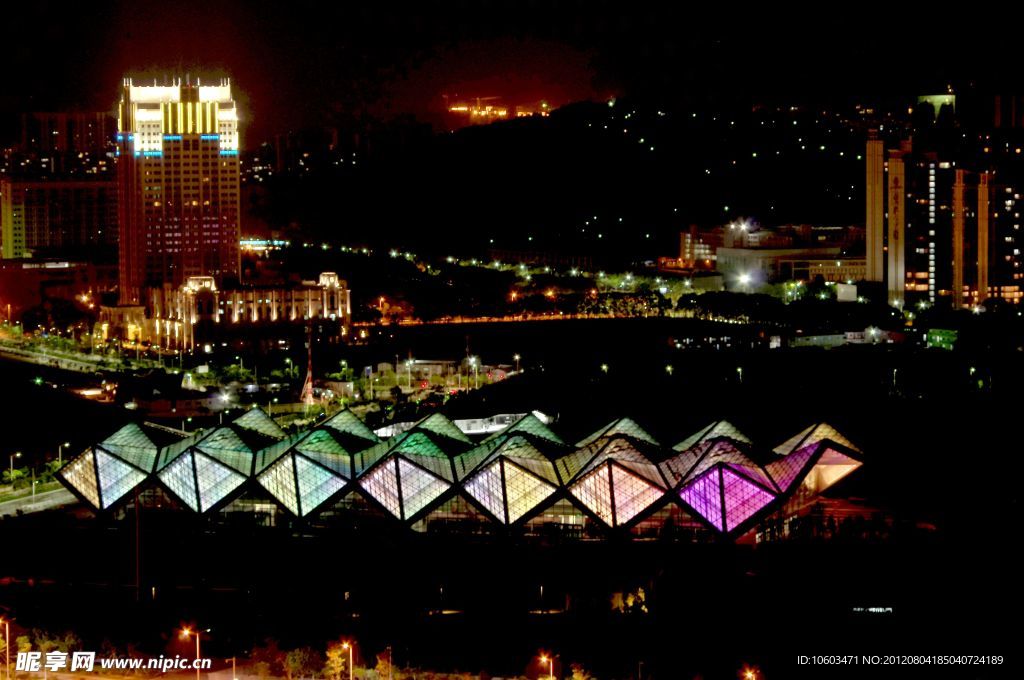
[8, 2, 1024, 144]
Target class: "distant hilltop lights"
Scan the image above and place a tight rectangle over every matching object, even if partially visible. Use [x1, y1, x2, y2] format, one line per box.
[446, 97, 552, 122]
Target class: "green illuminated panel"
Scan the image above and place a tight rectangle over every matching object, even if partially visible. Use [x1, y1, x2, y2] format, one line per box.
[257, 453, 299, 515]
[294, 455, 345, 516]
[321, 409, 380, 445]
[100, 423, 159, 472]
[233, 407, 287, 439]
[296, 429, 352, 478]
[486, 413, 564, 446]
[194, 452, 247, 512]
[197, 427, 253, 475]
[453, 439, 502, 480]
[414, 412, 471, 444]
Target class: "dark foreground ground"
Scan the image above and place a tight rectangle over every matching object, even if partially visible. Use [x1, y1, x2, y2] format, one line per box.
[2, 320, 1022, 678]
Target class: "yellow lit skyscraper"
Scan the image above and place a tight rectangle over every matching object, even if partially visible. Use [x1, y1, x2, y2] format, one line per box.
[116, 77, 240, 305]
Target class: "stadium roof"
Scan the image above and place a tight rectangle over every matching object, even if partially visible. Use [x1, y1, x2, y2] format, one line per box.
[59, 409, 864, 538]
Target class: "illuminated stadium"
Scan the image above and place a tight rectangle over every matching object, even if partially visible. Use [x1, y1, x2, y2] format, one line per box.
[57, 408, 864, 541]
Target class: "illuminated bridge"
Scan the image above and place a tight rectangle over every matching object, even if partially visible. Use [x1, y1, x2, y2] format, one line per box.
[57, 408, 863, 541]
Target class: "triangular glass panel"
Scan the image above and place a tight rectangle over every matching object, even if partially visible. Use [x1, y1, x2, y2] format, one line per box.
[257, 453, 299, 515]
[673, 422, 717, 452]
[503, 461, 556, 523]
[100, 423, 159, 472]
[463, 461, 506, 522]
[95, 448, 148, 509]
[157, 452, 199, 511]
[397, 457, 450, 520]
[359, 459, 402, 518]
[569, 465, 614, 526]
[321, 409, 380, 445]
[487, 413, 565, 446]
[414, 412, 471, 444]
[196, 427, 253, 475]
[233, 407, 287, 439]
[679, 468, 724, 531]
[772, 424, 817, 455]
[193, 452, 247, 512]
[60, 450, 100, 509]
[295, 455, 346, 516]
[453, 439, 503, 480]
[296, 429, 352, 478]
[765, 444, 818, 492]
[721, 467, 775, 532]
[611, 464, 664, 525]
[801, 447, 862, 494]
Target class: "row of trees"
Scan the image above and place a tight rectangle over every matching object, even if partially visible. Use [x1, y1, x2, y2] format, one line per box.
[0, 632, 597, 680]
[0, 628, 83, 658]
[249, 639, 596, 680]
[1, 460, 63, 491]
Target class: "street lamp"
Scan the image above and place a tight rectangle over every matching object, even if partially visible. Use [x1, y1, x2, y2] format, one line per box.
[58, 442, 70, 466]
[513, 354, 521, 372]
[539, 654, 554, 680]
[8, 452, 22, 485]
[180, 627, 209, 680]
[341, 642, 353, 680]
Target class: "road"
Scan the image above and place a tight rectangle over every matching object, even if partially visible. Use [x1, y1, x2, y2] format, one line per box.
[0, 487, 77, 517]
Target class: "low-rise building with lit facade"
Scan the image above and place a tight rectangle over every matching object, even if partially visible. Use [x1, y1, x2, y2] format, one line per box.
[140, 272, 351, 349]
[59, 408, 865, 544]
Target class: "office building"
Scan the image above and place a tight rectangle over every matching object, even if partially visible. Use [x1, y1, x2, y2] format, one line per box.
[1, 176, 117, 258]
[116, 77, 241, 306]
[867, 132, 1024, 307]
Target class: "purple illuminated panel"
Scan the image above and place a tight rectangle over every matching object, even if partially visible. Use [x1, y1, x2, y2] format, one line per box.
[678, 468, 723, 530]
[765, 444, 818, 492]
[722, 468, 775, 531]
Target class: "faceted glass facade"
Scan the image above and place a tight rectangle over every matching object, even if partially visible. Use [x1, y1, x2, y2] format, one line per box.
[60, 411, 863, 539]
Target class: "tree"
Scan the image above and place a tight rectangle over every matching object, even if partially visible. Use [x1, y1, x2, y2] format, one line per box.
[33, 629, 61, 656]
[569, 663, 593, 680]
[251, 639, 286, 679]
[323, 640, 351, 680]
[374, 651, 393, 680]
[285, 647, 322, 680]
[2, 468, 27, 487]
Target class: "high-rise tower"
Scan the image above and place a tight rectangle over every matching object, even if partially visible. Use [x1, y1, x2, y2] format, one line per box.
[865, 132, 885, 282]
[116, 77, 240, 305]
